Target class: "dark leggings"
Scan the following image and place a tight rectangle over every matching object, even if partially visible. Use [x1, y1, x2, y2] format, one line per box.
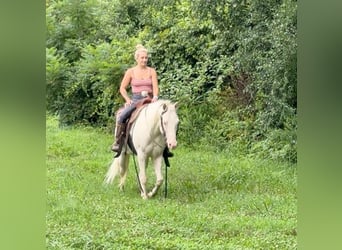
[117, 94, 146, 123]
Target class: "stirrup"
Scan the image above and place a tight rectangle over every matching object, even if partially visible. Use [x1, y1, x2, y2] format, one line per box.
[111, 143, 120, 152]
[113, 142, 124, 158]
[114, 151, 121, 158]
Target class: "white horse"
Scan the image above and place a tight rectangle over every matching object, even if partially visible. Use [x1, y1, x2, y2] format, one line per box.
[104, 100, 179, 199]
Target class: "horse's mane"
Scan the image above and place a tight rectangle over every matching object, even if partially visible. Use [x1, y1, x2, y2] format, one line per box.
[145, 99, 172, 125]
[152, 99, 173, 107]
[132, 99, 176, 134]
[147, 99, 174, 115]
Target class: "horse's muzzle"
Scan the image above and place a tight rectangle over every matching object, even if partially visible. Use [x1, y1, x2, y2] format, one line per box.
[167, 140, 177, 150]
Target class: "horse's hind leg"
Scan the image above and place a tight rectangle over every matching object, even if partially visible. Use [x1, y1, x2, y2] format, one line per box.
[118, 154, 130, 191]
[148, 157, 164, 198]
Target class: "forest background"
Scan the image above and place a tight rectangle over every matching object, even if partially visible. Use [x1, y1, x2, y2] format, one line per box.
[46, 0, 297, 163]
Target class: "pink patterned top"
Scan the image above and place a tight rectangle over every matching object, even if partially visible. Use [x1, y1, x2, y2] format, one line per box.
[131, 68, 153, 94]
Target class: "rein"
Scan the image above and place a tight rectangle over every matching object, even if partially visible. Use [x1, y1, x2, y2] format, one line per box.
[132, 152, 143, 193]
[159, 106, 170, 198]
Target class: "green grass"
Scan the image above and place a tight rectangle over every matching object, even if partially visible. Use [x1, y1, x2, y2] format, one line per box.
[46, 115, 297, 249]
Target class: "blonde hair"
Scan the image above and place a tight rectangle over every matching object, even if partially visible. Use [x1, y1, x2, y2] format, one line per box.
[134, 44, 148, 60]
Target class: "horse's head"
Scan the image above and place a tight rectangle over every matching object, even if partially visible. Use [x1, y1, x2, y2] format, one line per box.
[160, 101, 179, 150]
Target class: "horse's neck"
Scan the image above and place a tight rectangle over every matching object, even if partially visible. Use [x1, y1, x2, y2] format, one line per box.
[144, 107, 161, 135]
[133, 105, 161, 138]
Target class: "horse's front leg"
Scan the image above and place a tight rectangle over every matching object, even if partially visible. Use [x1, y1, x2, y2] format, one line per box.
[148, 156, 163, 198]
[138, 155, 149, 199]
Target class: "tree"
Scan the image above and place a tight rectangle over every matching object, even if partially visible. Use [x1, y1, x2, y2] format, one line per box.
[46, 0, 297, 162]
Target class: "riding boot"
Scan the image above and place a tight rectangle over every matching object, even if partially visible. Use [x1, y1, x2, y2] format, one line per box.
[111, 123, 126, 154]
[163, 147, 174, 158]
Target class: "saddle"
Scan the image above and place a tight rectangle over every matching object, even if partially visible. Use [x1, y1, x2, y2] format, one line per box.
[128, 97, 152, 127]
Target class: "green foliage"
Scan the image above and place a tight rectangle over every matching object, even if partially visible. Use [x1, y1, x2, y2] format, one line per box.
[47, 115, 297, 249]
[46, 0, 297, 163]
[59, 41, 137, 126]
[249, 0, 297, 132]
[46, 47, 70, 113]
[250, 118, 297, 163]
[46, 0, 104, 62]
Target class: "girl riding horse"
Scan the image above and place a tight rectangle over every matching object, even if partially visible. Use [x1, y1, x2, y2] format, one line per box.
[111, 44, 173, 158]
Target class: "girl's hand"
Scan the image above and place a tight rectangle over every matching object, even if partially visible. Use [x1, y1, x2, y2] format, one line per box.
[125, 99, 132, 106]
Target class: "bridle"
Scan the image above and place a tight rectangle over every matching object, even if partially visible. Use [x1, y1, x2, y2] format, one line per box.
[160, 106, 168, 140]
[148, 105, 168, 149]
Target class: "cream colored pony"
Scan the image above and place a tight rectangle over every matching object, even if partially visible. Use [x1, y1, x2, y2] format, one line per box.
[104, 100, 179, 199]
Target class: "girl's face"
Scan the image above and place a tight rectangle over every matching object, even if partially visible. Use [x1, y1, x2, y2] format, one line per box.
[136, 52, 148, 66]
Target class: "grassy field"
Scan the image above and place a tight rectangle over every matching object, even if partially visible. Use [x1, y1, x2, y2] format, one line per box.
[46, 116, 297, 249]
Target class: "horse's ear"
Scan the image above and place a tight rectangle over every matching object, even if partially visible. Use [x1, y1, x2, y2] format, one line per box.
[162, 103, 168, 112]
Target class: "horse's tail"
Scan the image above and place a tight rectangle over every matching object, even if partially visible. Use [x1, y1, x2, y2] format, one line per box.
[104, 157, 120, 184]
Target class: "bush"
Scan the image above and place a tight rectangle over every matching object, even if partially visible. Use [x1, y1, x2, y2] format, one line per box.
[45, 0, 297, 163]
[46, 47, 71, 113]
[250, 119, 297, 163]
[58, 42, 133, 126]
